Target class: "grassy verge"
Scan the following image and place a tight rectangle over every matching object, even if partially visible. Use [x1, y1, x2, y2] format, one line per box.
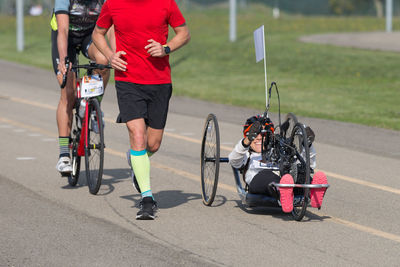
[1, 5, 399, 130]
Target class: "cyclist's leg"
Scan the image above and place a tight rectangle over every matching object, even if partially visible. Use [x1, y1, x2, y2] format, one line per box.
[83, 34, 110, 89]
[52, 30, 77, 172]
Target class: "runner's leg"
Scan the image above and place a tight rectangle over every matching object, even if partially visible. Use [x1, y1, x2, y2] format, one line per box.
[127, 118, 152, 199]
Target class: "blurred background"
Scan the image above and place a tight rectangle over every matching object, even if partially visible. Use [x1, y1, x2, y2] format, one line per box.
[1, 0, 399, 130]
[1, 0, 400, 16]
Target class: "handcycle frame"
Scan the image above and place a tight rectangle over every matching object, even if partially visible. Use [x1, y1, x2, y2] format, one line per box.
[200, 82, 329, 221]
[60, 51, 111, 195]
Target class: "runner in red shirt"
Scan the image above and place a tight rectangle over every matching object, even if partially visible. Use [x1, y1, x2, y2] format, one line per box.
[92, 0, 190, 220]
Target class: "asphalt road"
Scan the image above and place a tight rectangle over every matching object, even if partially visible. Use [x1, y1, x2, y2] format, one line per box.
[1, 59, 400, 266]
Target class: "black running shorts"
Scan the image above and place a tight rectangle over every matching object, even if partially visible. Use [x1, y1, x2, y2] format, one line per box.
[115, 81, 173, 129]
[51, 30, 92, 76]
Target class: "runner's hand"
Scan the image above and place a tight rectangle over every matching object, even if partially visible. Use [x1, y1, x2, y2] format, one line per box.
[109, 51, 127, 71]
[145, 39, 166, 57]
[247, 121, 261, 142]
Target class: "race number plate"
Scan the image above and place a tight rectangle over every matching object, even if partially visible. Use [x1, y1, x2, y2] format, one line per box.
[80, 74, 104, 97]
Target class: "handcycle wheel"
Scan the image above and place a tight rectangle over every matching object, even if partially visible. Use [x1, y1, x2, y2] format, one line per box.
[84, 98, 104, 195]
[200, 113, 220, 206]
[68, 113, 81, 186]
[289, 122, 310, 221]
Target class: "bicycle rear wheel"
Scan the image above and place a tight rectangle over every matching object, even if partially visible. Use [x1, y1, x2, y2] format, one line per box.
[289, 123, 310, 221]
[84, 98, 104, 195]
[200, 114, 220, 206]
[68, 113, 81, 186]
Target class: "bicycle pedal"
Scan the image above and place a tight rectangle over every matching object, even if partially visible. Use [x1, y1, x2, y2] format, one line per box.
[60, 172, 71, 177]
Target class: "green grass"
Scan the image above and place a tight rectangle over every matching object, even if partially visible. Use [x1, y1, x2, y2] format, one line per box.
[1, 5, 400, 130]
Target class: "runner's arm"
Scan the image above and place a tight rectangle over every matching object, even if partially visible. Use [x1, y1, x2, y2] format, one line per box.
[145, 23, 190, 57]
[167, 23, 191, 53]
[92, 25, 127, 71]
[106, 25, 116, 53]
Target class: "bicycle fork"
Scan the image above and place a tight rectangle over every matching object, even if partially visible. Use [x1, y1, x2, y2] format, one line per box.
[78, 100, 89, 157]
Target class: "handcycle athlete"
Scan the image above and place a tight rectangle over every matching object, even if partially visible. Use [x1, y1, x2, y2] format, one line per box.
[200, 82, 330, 221]
[229, 115, 328, 213]
[51, 0, 114, 174]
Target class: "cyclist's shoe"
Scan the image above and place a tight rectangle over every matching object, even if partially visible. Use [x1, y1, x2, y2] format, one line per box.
[279, 174, 294, 213]
[126, 151, 141, 193]
[56, 156, 73, 174]
[136, 197, 157, 220]
[310, 171, 328, 209]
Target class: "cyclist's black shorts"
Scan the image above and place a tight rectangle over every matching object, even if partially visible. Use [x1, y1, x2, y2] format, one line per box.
[248, 169, 281, 198]
[51, 29, 92, 76]
[115, 81, 173, 129]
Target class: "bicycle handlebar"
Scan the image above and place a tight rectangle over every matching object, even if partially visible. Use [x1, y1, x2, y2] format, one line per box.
[60, 58, 112, 89]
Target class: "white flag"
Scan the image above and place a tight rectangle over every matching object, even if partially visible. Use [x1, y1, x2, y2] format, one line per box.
[254, 25, 265, 63]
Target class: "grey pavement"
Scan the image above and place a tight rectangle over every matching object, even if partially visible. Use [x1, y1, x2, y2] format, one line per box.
[299, 31, 400, 52]
[1, 31, 400, 266]
[0, 176, 215, 267]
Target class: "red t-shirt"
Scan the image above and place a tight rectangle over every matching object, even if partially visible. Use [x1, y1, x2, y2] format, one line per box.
[96, 0, 186, 84]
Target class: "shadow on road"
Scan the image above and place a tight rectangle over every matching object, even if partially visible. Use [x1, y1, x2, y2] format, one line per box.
[233, 200, 331, 222]
[120, 190, 204, 209]
[61, 168, 130, 195]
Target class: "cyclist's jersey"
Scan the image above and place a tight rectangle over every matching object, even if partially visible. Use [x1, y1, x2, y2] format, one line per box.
[50, 0, 104, 38]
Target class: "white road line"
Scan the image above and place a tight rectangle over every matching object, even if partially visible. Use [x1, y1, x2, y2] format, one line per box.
[16, 157, 36, 160]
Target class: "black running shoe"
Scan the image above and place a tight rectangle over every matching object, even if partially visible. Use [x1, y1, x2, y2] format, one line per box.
[136, 197, 157, 220]
[126, 151, 141, 193]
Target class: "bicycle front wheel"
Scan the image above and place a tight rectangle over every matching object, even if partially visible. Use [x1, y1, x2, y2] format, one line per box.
[200, 113, 220, 206]
[84, 98, 104, 195]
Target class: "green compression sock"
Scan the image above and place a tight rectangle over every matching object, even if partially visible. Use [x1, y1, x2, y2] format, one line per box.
[130, 149, 152, 198]
[59, 136, 70, 158]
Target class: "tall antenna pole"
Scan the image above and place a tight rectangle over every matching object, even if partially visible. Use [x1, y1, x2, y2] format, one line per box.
[16, 0, 24, 52]
[386, 0, 393, 32]
[229, 0, 237, 42]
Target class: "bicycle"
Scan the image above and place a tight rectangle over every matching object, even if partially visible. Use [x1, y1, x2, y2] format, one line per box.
[60, 54, 111, 195]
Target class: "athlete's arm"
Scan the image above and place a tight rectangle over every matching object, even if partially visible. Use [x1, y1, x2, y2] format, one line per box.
[145, 23, 190, 58]
[92, 25, 127, 71]
[106, 25, 116, 53]
[56, 13, 69, 75]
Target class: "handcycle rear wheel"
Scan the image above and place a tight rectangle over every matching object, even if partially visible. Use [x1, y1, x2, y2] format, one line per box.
[85, 98, 104, 195]
[289, 122, 310, 221]
[68, 113, 81, 186]
[200, 113, 220, 206]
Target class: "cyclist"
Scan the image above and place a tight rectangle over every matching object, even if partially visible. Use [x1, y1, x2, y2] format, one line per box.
[92, 0, 190, 220]
[229, 115, 328, 213]
[51, 0, 114, 174]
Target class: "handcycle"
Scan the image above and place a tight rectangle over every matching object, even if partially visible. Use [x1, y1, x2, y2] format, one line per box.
[60, 52, 111, 195]
[200, 82, 329, 221]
